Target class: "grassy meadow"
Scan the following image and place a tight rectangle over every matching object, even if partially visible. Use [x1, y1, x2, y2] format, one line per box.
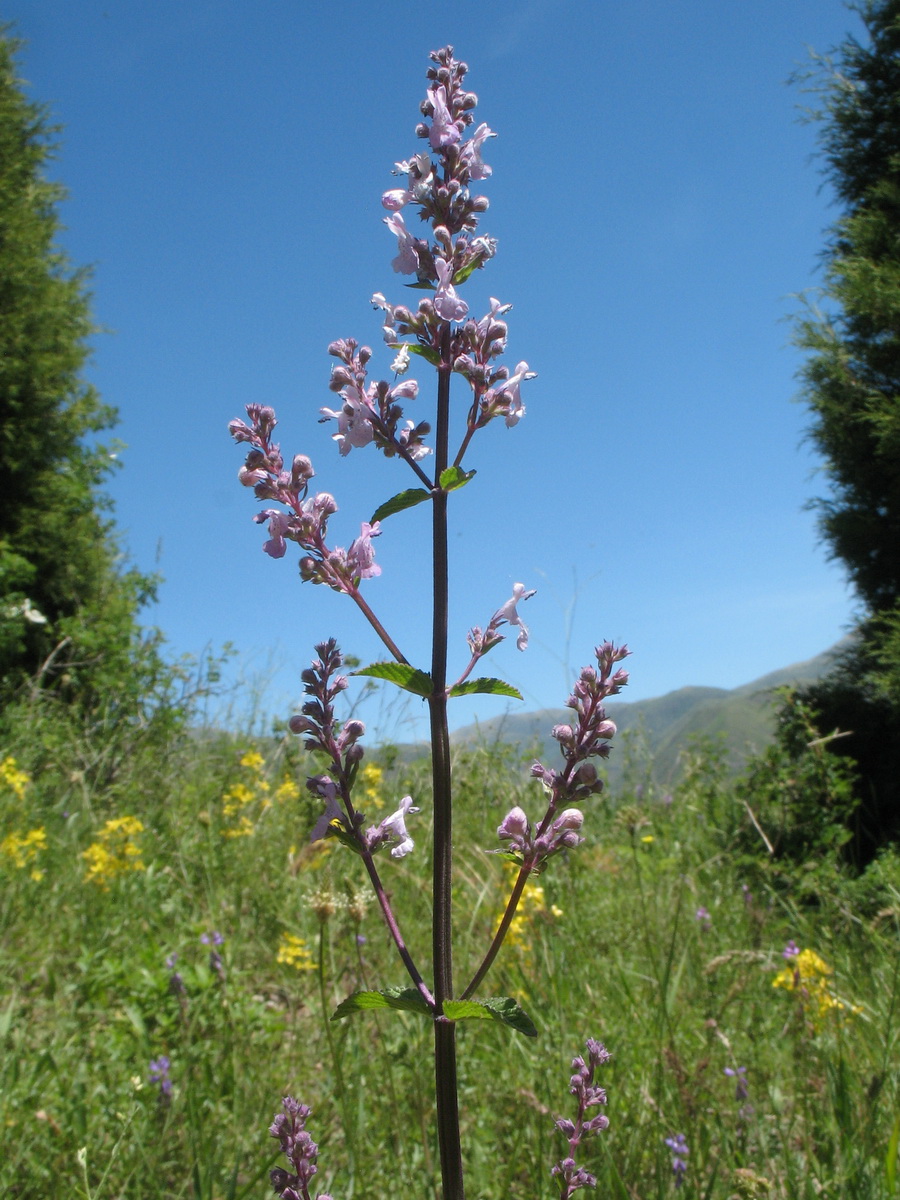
[1, 691, 899, 1200]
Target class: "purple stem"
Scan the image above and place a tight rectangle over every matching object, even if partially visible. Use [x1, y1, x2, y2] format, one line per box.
[429, 322, 465, 1200]
[460, 861, 533, 1000]
[349, 588, 410, 665]
[359, 848, 436, 1010]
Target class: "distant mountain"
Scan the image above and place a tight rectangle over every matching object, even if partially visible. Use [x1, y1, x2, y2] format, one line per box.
[447, 642, 848, 788]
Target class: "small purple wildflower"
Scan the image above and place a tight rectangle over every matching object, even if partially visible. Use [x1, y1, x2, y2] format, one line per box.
[269, 1097, 334, 1200]
[364, 795, 420, 858]
[148, 1056, 173, 1103]
[467, 583, 536, 661]
[724, 1066, 749, 1102]
[665, 1133, 688, 1187]
[165, 952, 186, 998]
[741, 883, 753, 907]
[551, 1039, 611, 1198]
[200, 931, 226, 981]
[661, 792, 673, 806]
[695, 906, 711, 929]
[783, 939, 800, 960]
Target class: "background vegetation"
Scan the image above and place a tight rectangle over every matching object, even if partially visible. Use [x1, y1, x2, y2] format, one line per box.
[1, 707, 899, 1200]
[790, 0, 900, 862]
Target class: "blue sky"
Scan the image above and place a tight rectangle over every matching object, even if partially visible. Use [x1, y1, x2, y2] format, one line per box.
[12, 0, 864, 739]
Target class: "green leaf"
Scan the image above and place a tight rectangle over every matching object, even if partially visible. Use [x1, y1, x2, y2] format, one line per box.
[452, 258, 484, 286]
[370, 488, 430, 524]
[448, 677, 523, 700]
[332, 987, 432, 1021]
[404, 343, 441, 366]
[886, 1113, 900, 1194]
[439, 466, 476, 492]
[441, 1000, 493, 1022]
[330, 823, 365, 856]
[353, 662, 433, 697]
[442, 996, 538, 1038]
[0, 995, 16, 1039]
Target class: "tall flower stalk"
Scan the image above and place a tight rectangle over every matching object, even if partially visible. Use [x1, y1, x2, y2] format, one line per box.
[230, 47, 627, 1200]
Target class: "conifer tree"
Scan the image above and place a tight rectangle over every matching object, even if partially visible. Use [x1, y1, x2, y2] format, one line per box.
[793, 0, 900, 858]
[0, 29, 158, 709]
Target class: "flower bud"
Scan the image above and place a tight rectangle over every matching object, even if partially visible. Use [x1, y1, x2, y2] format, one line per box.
[291, 454, 314, 484]
[228, 417, 252, 442]
[329, 365, 353, 391]
[498, 806, 529, 840]
[238, 465, 266, 488]
[382, 188, 410, 210]
[554, 808, 585, 832]
[288, 715, 317, 735]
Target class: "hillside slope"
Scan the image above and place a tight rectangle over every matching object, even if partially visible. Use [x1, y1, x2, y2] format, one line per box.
[448, 643, 846, 787]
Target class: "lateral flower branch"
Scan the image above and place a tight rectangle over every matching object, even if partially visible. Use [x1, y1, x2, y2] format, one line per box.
[229, 45, 626, 1200]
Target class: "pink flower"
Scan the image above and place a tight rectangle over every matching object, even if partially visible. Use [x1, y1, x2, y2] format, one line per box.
[346, 521, 382, 580]
[462, 122, 496, 180]
[383, 796, 419, 857]
[476, 296, 512, 343]
[492, 582, 536, 650]
[434, 258, 468, 322]
[428, 85, 460, 149]
[384, 212, 420, 275]
[254, 509, 292, 559]
[366, 796, 420, 858]
[320, 382, 376, 456]
[500, 361, 535, 426]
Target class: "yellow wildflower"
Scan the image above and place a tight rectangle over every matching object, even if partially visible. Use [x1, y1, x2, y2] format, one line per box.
[275, 778, 301, 804]
[772, 946, 860, 1028]
[222, 783, 255, 816]
[0, 756, 31, 802]
[493, 865, 554, 954]
[359, 763, 385, 809]
[220, 751, 275, 835]
[83, 816, 145, 889]
[222, 815, 254, 839]
[0, 826, 47, 880]
[276, 933, 316, 971]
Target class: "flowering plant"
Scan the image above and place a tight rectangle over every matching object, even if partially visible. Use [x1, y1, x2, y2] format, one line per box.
[230, 47, 627, 1200]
